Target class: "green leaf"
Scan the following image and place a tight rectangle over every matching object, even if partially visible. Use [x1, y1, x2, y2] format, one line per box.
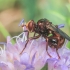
[41, 63, 48, 70]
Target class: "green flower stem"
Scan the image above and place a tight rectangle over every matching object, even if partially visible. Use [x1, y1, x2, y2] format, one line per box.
[41, 63, 48, 70]
[0, 22, 15, 44]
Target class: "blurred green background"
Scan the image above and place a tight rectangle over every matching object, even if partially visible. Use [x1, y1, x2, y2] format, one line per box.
[0, 0, 70, 70]
[0, 0, 70, 47]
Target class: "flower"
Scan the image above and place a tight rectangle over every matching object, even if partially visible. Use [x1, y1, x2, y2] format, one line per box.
[0, 30, 49, 70]
[47, 56, 70, 70]
[45, 40, 70, 70]
[0, 25, 70, 70]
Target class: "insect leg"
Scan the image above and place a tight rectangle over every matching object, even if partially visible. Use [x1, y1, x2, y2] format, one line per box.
[46, 38, 52, 58]
[20, 39, 30, 55]
[33, 32, 36, 37]
[27, 31, 29, 39]
[23, 30, 29, 39]
[20, 34, 40, 55]
[56, 48, 60, 59]
[56, 37, 61, 59]
[20, 30, 29, 55]
[50, 36, 61, 59]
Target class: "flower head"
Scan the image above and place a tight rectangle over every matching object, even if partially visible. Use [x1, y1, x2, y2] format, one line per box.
[0, 23, 70, 70]
[0, 30, 49, 70]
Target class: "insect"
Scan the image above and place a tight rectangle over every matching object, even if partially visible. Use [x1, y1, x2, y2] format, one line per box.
[20, 18, 70, 58]
[46, 31, 65, 58]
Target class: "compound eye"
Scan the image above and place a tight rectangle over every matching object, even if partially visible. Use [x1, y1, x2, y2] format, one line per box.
[27, 20, 35, 32]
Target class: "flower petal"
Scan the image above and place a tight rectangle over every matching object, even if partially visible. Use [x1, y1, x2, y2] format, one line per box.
[0, 63, 10, 70]
[20, 52, 29, 65]
[14, 60, 25, 70]
[31, 52, 36, 65]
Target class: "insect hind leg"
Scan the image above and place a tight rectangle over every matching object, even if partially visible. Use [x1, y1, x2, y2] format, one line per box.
[56, 48, 60, 59]
[46, 38, 52, 58]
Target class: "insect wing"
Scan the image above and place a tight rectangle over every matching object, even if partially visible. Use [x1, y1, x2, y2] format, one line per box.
[57, 28, 70, 41]
[51, 24, 70, 41]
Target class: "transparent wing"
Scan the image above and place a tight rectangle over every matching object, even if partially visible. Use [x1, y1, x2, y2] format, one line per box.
[50, 24, 70, 41]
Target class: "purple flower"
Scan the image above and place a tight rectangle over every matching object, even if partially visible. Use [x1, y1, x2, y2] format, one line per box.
[46, 42, 70, 70]
[47, 57, 70, 70]
[0, 31, 49, 70]
[0, 26, 70, 70]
